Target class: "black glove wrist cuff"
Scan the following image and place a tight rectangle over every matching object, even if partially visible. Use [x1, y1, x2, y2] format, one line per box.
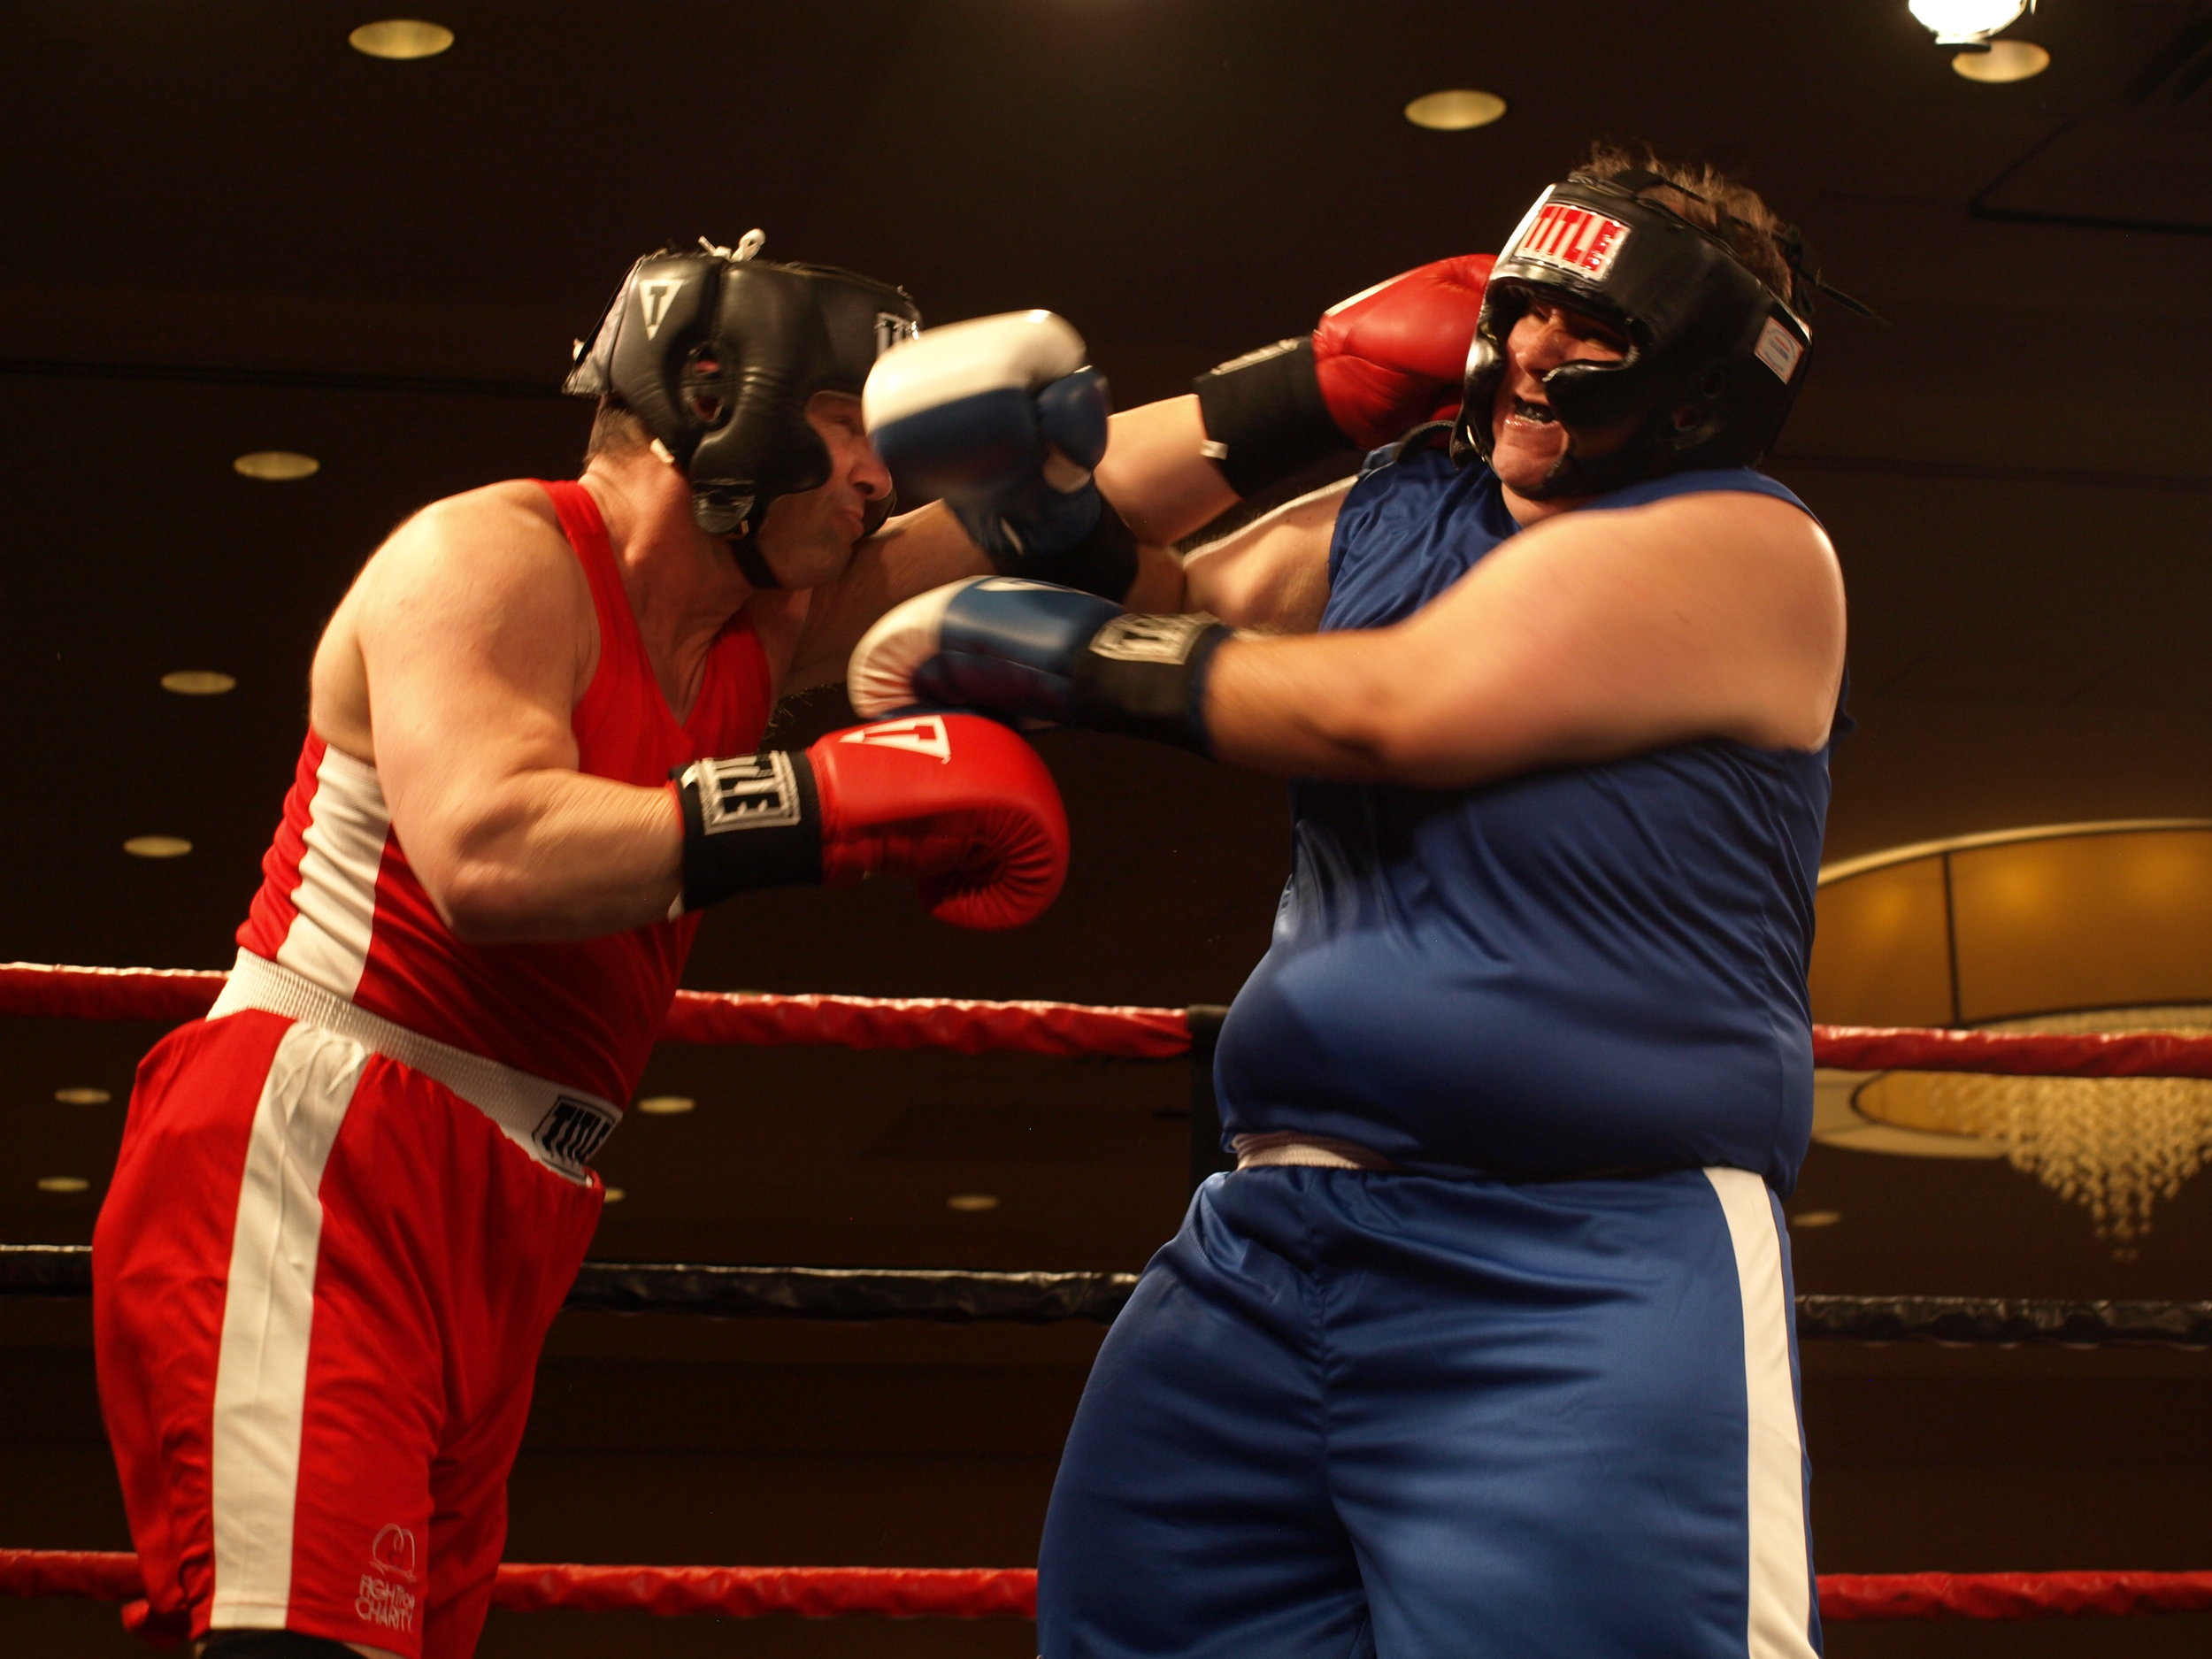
[672, 749, 823, 914]
[1071, 614, 1233, 756]
[1192, 336, 1348, 498]
[1015, 493, 1141, 601]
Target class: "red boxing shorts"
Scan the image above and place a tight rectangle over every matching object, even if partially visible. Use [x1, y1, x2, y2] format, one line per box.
[94, 971, 609, 1657]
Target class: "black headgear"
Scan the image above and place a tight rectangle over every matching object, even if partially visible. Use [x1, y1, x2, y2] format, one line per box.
[1451, 171, 1819, 497]
[565, 232, 920, 581]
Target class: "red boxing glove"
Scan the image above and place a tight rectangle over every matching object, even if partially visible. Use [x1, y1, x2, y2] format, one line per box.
[1193, 253, 1494, 497]
[1313, 254, 1497, 448]
[809, 712, 1068, 929]
[672, 712, 1068, 927]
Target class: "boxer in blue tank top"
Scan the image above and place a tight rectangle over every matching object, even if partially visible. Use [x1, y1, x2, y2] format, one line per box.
[1218, 442, 1833, 1190]
[849, 149, 1852, 1658]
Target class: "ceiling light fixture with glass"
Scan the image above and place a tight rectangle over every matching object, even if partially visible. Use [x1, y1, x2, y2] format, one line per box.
[1908, 0, 2029, 47]
[1809, 819, 2212, 1256]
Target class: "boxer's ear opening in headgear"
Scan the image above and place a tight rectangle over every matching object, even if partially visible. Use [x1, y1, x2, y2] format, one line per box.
[565, 230, 920, 581]
[1451, 160, 1863, 498]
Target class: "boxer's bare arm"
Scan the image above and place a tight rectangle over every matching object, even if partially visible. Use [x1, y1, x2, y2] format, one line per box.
[784, 388, 1340, 689]
[1179, 478, 1348, 633]
[1087, 395, 1348, 629]
[780, 498, 1190, 691]
[777, 503, 992, 693]
[322, 487, 684, 941]
[1202, 492, 1845, 785]
[1095, 396, 1240, 546]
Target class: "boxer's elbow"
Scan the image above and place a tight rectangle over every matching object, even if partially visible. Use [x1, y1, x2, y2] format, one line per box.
[428, 856, 544, 943]
[411, 802, 555, 942]
[1306, 652, 1506, 787]
[1321, 706, 1486, 787]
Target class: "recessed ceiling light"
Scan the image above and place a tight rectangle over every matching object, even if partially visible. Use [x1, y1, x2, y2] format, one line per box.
[1953, 39, 2049, 81]
[634, 1094, 695, 1116]
[602, 1186, 626, 1204]
[349, 19, 455, 60]
[1404, 89, 1508, 132]
[947, 1193, 1000, 1212]
[54, 1087, 111, 1105]
[234, 450, 319, 481]
[124, 836, 192, 859]
[38, 1176, 90, 1194]
[161, 670, 237, 696]
[1790, 1210, 1842, 1230]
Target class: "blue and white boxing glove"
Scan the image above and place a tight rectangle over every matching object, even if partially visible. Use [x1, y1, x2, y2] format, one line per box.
[849, 577, 1231, 754]
[863, 312, 1139, 599]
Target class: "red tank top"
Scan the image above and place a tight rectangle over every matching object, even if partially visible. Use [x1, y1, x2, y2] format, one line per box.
[237, 480, 775, 1104]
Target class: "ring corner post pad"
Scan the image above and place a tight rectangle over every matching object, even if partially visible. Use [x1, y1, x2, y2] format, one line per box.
[1185, 1003, 1235, 1193]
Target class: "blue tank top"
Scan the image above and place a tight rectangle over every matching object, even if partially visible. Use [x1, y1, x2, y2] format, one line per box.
[1213, 436, 1843, 1193]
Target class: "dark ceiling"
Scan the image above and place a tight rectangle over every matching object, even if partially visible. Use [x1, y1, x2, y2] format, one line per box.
[4, 4, 2211, 1654]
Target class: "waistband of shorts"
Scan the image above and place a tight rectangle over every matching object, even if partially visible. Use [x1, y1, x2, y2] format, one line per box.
[210, 951, 619, 1184]
[1229, 1131, 1703, 1185]
[1232, 1133, 1400, 1171]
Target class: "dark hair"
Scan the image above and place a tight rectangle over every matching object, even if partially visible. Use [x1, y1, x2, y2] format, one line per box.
[584, 396, 651, 461]
[1579, 143, 1795, 303]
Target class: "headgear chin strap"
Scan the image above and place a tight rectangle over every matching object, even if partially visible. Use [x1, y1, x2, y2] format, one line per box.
[565, 233, 920, 584]
[1452, 171, 1824, 497]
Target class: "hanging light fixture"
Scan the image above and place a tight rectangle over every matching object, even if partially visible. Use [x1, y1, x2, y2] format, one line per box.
[1809, 820, 2212, 1255]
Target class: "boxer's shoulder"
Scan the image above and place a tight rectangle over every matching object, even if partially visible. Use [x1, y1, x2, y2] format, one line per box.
[327, 480, 598, 719]
[351, 480, 588, 620]
[1585, 487, 1836, 589]
[377, 479, 572, 568]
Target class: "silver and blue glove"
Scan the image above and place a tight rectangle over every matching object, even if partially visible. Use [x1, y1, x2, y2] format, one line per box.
[849, 576, 1229, 754]
[864, 312, 1138, 598]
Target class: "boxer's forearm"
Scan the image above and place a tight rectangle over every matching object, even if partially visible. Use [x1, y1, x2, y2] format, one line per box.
[1096, 396, 1240, 546]
[414, 770, 683, 943]
[1201, 504, 1847, 785]
[788, 503, 1180, 687]
[1096, 403, 1345, 628]
[1200, 631, 1454, 785]
[782, 505, 995, 691]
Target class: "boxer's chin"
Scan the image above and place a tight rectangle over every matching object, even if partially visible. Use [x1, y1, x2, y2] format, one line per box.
[1489, 415, 1570, 494]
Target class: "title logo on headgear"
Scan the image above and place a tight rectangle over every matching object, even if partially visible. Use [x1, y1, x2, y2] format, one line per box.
[1752, 316, 1805, 384]
[639, 277, 686, 341]
[1509, 202, 1632, 280]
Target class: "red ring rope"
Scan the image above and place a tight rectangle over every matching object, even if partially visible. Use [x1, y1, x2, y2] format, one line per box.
[1811, 1023, 2212, 1079]
[4, 1551, 2208, 1622]
[658, 986, 1190, 1057]
[0, 962, 1189, 1059]
[7, 961, 2212, 1075]
[1818, 1570, 2212, 1620]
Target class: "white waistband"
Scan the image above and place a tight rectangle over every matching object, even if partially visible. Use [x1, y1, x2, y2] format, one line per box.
[210, 951, 619, 1185]
[1231, 1132, 1398, 1172]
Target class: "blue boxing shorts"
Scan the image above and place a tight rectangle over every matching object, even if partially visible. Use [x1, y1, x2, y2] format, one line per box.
[1037, 1164, 1820, 1658]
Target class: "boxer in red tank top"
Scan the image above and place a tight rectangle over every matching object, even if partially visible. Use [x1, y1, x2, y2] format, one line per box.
[94, 243, 1082, 1659]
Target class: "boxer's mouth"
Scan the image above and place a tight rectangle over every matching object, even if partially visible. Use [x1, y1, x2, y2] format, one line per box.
[1509, 398, 1558, 426]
